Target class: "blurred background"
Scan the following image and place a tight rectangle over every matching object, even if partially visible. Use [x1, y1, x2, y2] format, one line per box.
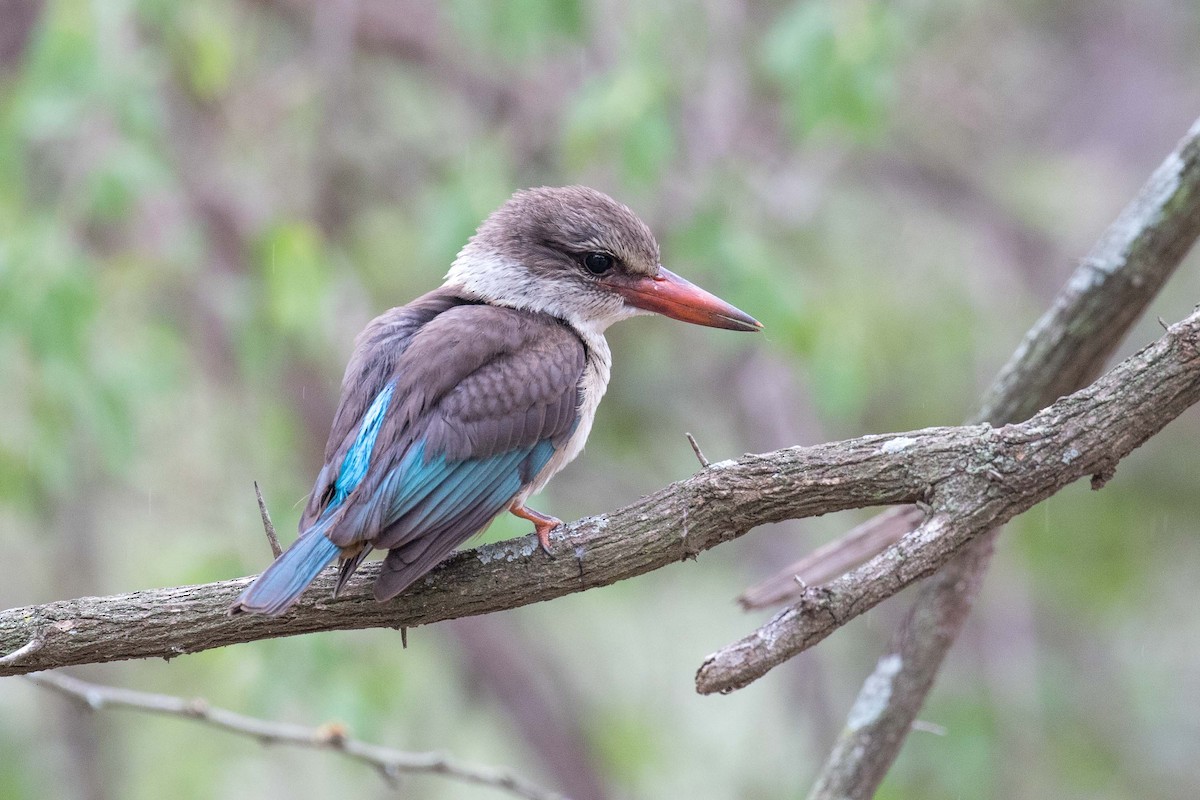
[2, 0, 1199, 798]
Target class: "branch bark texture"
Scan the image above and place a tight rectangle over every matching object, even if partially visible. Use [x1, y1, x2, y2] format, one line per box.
[695, 307, 1200, 694]
[804, 116, 1200, 798]
[2, 305, 1198, 677]
[745, 114, 1200, 612]
[3, 429, 929, 677]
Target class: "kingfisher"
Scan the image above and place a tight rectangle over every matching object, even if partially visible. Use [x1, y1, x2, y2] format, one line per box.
[231, 186, 760, 615]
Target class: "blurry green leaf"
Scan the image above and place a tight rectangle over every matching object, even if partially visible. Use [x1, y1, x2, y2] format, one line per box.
[668, 206, 812, 355]
[590, 708, 662, 784]
[887, 695, 997, 799]
[152, 4, 238, 101]
[448, 0, 583, 60]
[27, 269, 96, 361]
[184, 10, 236, 101]
[87, 167, 135, 222]
[807, 318, 872, 418]
[256, 221, 331, 340]
[1015, 485, 1146, 615]
[563, 66, 677, 183]
[85, 145, 165, 223]
[23, 0, 97, 97]
[420, 157, 513, 266]
[621, 107, 675, 186]
[761, 0, 902, 139]
[0, 195, 171, 504]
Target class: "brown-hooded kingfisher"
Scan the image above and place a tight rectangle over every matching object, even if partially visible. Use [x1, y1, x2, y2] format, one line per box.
[231, 186, 761, 615]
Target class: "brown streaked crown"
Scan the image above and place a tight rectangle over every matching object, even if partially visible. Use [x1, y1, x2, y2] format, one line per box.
[474, 185, 661, 279]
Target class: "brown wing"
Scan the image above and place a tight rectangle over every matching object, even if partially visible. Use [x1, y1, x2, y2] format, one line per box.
[301, 288, 474, 529]
[304, 301, 586, 600]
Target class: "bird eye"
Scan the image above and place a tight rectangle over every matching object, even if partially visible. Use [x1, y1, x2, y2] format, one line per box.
[583, 252, 614, 275]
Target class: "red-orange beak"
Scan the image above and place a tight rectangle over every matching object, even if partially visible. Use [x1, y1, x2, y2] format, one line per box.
[610, 267, 762, 332]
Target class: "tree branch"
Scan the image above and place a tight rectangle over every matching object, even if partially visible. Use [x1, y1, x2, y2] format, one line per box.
[744, 116, 1200, 611]
[26, 671, 565, 800]
[695, 306, 1200, 694]
[803, 115, 1200, 797]
[0, 431, 929, 677]
[2, 305, 1198, 678]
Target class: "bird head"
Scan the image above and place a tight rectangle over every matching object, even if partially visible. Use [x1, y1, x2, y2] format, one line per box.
[445, 186, 761, 334]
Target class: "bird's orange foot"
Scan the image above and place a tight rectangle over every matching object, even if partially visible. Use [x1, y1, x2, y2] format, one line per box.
[509, 503, 562, 556]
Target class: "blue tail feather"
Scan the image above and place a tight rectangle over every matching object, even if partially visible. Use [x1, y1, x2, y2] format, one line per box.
[231, 383, 395, 616]
[230, 524, 341, 616]
[231, 414, 564, 614]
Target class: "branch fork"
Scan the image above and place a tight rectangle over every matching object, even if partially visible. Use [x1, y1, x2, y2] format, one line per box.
[697, 310, 1200, 694]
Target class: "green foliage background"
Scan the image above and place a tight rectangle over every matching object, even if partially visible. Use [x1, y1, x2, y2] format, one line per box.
[2, 1, 1199, 798]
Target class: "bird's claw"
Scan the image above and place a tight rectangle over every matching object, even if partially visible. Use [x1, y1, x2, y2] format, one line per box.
[509, 502, 561, 558]
[536, 524, 557, 557]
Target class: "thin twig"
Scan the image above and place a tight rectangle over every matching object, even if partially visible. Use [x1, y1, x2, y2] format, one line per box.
[26, 671, 568, 800]
[0, 638, 43, 666]
[738, 506, 923, 609]
[254, 481, 283, 559]
[685, 432, 710, 468]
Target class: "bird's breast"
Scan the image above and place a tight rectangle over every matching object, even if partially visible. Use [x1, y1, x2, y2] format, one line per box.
[520, 326, 612, 499]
